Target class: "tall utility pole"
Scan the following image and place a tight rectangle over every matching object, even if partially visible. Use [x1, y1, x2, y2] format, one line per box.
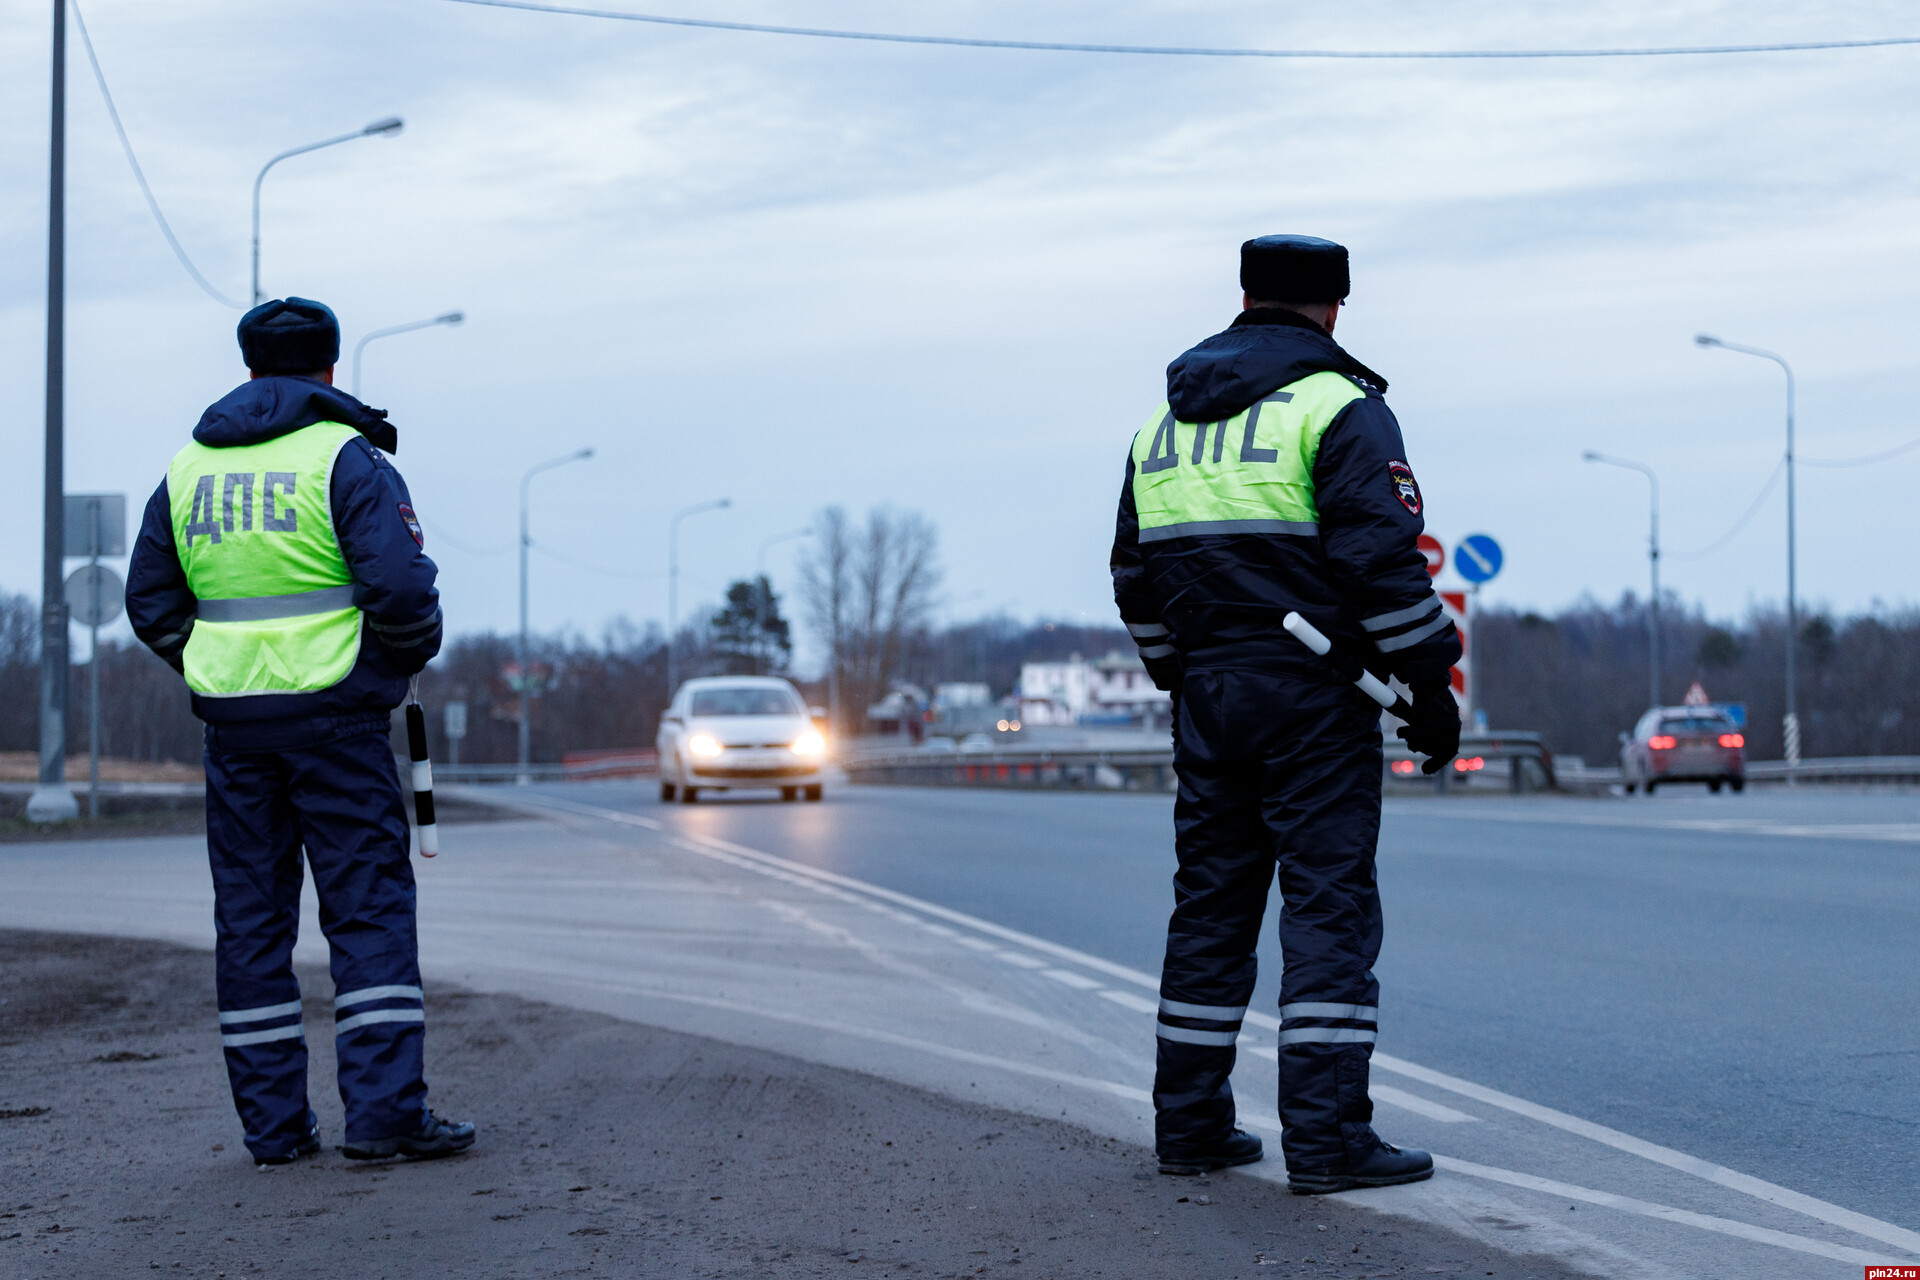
[665, 498, 731, 697]
[251, 116, 403, 306]
[1583, 452, 1661, 710]
[516, 448, 593, 782]
[31, 0, 77, 823]
[351, 310, 464, 399]
[1696, 335, 1799, 777]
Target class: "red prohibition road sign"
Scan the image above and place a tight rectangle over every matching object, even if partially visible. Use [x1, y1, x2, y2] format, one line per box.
[1418, 534, 1445, 578]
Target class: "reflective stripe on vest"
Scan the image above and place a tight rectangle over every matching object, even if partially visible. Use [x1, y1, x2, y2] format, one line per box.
[1129, 370, 1366, 540]
[167, 422, 363, 698]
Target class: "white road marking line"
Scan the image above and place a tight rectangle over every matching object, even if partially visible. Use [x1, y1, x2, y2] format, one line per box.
[1242, 1048, 1477, 1122]
[486, 949, 1920, 1269]
[1429, 1156, 1904, 1268]
[1397, 804, 1920, 844]
[498, 961, 1154, 1106]
[1372, 1052, 1920, 1256]
[1098, 990, 1159, 1014]
[1043, 968, 1104, 990]
[1368, 1084, 1481, 1124]
[479, 788, 1920, 1257]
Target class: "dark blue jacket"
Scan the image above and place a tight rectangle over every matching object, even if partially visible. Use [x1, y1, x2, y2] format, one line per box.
[1111, 309, 1461, 687]
[127, 377, 442, 725]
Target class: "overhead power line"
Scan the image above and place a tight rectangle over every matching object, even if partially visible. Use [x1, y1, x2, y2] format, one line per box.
[1669, 457, 1785, 561]
[70, 0, 246, 309]
[437, 0, 1920, 60]
[1800, 434, 1920, 467]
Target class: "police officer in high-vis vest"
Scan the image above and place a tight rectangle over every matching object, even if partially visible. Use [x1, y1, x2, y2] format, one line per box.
[128, 297, 474, 1166]
[1111, 237, 1461, 1193]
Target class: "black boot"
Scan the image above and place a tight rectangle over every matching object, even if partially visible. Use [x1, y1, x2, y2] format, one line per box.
[253, 1122, 321, 1167]
[342, 1110, 476, 1161]
[1158, 1127, 1263, 1175]
[1287, 1137, 1433, 1194]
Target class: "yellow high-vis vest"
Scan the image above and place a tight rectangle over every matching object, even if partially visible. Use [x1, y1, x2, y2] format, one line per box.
[1128, 370, 1365, 542]
[167, 421, 362, 697]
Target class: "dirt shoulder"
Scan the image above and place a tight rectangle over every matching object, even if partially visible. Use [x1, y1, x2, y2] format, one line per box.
[1, 930, 1585, 1279]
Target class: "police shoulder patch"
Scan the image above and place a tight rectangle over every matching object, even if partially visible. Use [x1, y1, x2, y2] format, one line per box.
[1387, 461, 1422, 515]
[397, 503, 424, 547]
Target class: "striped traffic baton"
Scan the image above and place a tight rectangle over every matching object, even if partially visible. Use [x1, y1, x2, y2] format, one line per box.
[405, 678, 439, 857]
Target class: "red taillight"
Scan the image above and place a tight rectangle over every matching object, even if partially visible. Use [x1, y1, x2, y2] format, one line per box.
[1719, 733, 1744, 749]
[1648, 735, 1676, 750]
[1391, 760, 1417, 775]
[1451, 756, 1486, 773]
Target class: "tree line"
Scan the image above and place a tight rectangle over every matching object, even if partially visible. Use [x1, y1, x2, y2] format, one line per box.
[2, 534, 1914, 769]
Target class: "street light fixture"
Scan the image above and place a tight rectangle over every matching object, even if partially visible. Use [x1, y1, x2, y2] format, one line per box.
[350, 311, 464, 399]
[517, 447, 594, 781]
[754, 527, 811, 675]
[1695, 333, 1799, 775]
[1583, 451, 1662, 711]
[251, 115, 404, 306]
[666, 498, 732, 697]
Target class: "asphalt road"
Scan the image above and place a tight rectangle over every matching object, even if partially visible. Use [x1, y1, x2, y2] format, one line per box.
[518, 779, 1920, 1230]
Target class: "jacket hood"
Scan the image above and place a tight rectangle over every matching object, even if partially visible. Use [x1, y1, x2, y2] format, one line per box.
[1166, 309, 1387, 424]
[193, 377, 398, 452]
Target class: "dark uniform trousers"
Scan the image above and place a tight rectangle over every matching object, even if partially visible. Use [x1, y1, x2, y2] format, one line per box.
[1154, 669, 1384, 1171]
[205, 714, 428, 1160]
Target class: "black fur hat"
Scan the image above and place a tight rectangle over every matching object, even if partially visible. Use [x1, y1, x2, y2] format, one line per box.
[1240, 235, 1350, 304]
[238, 297, 340, 374]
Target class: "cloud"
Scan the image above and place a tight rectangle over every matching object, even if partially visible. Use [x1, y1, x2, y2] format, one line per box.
[1, 0, 1916, 659]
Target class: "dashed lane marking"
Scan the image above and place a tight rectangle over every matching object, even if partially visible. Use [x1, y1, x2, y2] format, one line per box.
[460, 787, 1920, 1260]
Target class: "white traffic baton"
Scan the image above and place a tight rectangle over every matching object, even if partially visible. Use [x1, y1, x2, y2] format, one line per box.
[1281, 611, 1416, 722]
[405, 681, 439, 857]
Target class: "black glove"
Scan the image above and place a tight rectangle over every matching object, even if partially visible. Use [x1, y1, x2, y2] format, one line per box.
[1396, 679, 1461, 775]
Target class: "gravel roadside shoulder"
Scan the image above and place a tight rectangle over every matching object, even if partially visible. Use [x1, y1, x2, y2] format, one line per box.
[1, 929, 1586, 1279]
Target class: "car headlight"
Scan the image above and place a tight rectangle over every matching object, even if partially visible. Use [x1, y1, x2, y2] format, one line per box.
[791, 730, 826, 758]
[688, 733, 723, 758]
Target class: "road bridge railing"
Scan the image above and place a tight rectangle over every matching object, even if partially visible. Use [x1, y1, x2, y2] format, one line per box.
[844, 731, 1561, 794]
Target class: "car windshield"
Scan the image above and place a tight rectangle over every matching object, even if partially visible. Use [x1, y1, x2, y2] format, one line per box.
[690, 687, 803, 717]
[1659, 716, 1734, 735]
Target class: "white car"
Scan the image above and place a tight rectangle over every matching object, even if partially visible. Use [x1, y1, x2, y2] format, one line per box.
[656, 676, 826, 804]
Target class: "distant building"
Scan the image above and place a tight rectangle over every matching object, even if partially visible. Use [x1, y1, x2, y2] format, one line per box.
[1018, 651, 1170, 727]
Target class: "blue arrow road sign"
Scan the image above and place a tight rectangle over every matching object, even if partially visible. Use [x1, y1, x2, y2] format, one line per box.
[1455, 534, 1503, 583]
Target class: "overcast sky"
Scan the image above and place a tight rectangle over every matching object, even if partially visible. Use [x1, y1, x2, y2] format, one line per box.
[3, 1, 1916, 665]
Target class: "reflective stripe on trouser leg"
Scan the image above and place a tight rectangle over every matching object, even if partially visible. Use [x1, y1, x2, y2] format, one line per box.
[1153, 669, 1275, 1155]
[294, 724, 430, 1145]
[205, 739, 315, 1160]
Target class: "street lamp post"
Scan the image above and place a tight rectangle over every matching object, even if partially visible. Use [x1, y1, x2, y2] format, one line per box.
[754, 527, 810, 674]
[666, 499, 732, 697]
[1583, 452, 1661, 711]
[1696, 334, 1799, 776]
[351, 311, 464, 399]
[517, 448, 594, 781]
[31, 0, 77, 822]
[251, 116, 403, 306]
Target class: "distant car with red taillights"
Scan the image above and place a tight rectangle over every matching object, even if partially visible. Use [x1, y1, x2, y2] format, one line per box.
[1619, 707, 1746, 795]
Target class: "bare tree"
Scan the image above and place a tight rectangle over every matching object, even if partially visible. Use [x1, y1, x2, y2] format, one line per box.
[798, 506, 941, 735]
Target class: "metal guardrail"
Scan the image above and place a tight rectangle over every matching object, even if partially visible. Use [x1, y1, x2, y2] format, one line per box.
[845, 739, 1920, 795]
[0, 780, 205, 798]
[1750, 755, 1920, 783]
[843, 744, 1177, 792]
[844, 732, 1560, 793]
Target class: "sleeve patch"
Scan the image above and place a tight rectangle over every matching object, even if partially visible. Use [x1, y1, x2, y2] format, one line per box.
[1387, 461, 1422, 516]
[397, 503, 424, 547]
